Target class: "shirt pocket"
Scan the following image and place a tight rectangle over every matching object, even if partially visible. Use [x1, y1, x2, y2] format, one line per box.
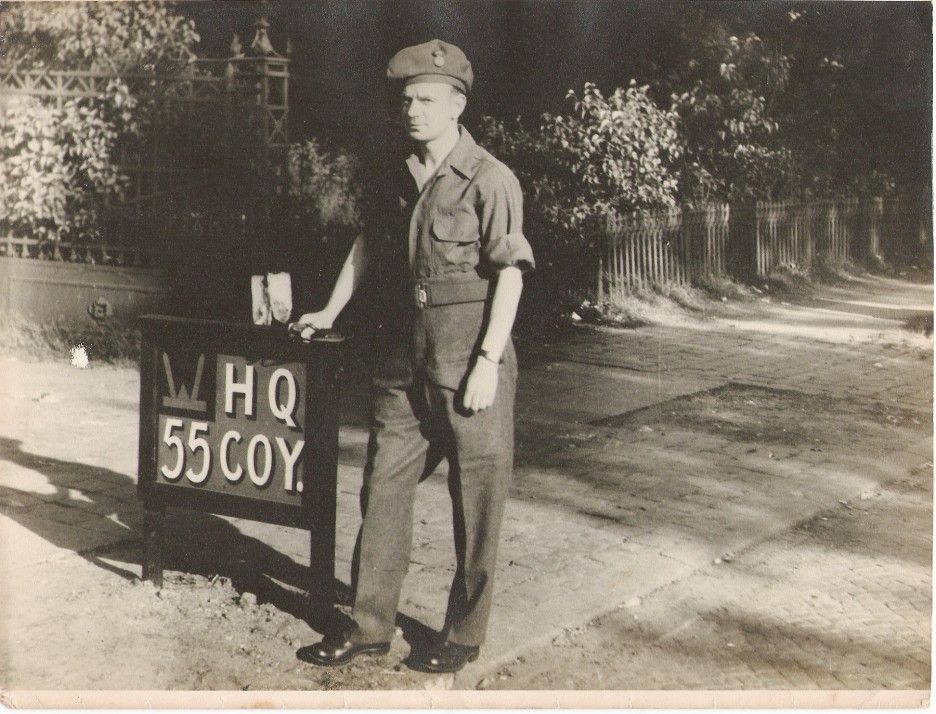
[431, 208, 480, 272]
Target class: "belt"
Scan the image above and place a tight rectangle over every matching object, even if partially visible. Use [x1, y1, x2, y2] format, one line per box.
[413, 277, 491, 309]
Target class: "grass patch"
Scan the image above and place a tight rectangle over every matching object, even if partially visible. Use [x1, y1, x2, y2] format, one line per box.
[656, 282, 708, 312]
[577, 281, 730, 328]
[864, 253, 891, 276]
[760, 255, 882, 298]
[811, 254, 866, 285]
[759, 263, 815, 298]
[0, 315, 141, 366]
[903, 313, 934, 336]
[694, 273, 756, 302]
[571, 272, 761, 329]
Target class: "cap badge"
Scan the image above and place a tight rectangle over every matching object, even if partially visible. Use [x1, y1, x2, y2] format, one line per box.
[432, 49, 446, 67]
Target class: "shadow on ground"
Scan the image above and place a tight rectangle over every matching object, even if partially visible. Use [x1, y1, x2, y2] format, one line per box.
[0, 435, 353, 621]
[0, 433, 452, 661]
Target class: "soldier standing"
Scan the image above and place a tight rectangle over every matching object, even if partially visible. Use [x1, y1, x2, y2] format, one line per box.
[291, 39, 534, 674]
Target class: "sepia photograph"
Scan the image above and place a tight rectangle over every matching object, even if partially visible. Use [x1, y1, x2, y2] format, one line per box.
[0, 0, 931, 707]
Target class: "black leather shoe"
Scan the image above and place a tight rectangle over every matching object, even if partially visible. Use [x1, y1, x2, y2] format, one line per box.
[413, 641, 480, 673]
[296, 637, 391, 667]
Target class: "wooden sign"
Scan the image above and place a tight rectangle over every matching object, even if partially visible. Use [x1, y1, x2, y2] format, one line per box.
[137, 315, 342, 609]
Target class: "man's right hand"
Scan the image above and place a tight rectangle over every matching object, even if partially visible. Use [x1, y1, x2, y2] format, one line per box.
[289, 310, 336, 336]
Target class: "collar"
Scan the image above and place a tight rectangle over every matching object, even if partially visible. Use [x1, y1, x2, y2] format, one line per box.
[405, 125, 480, 183]
[445, 126, 480, 179]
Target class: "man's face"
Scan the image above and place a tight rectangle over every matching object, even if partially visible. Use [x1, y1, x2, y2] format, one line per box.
[399, 82, 466, 143]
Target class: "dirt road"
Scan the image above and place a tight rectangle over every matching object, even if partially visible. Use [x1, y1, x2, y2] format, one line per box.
[0, 274, 931, 700]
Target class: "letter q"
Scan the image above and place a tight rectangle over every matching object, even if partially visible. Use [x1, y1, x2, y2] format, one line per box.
[268, 368, 297, 427]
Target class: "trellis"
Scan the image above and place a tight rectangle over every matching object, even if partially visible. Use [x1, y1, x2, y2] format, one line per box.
[0, 19, 290, 268]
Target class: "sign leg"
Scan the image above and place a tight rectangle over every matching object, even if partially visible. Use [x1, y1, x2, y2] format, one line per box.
[142, 505, 165, 588]
[304, 353, 341, 633]
[308, 518, 336, 632]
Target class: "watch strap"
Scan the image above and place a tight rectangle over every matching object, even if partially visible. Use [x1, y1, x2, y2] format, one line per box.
[478, 348, 502, 364]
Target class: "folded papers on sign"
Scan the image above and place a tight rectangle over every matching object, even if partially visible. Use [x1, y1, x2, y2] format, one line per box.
[251, 272, 293, 325]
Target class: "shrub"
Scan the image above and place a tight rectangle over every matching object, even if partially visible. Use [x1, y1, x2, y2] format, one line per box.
[546, 82, 682, 224]
[286, 139, 364, 240]
[0, 2, 200, 247]
[482, 82, 682, 245]
[479, 82, 682, 331]
[1, 2, 198, 74]
[0, 90, 133, 246]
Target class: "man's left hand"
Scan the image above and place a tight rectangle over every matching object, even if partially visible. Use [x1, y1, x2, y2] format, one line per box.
[461, 357, 499, 412]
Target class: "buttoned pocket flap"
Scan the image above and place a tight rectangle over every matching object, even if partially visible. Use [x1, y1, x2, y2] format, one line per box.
[432, 211, 478, 243]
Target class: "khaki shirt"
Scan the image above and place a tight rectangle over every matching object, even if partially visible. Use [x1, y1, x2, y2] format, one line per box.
[361, 127, 534, 388]
[365, 126, 535, 286]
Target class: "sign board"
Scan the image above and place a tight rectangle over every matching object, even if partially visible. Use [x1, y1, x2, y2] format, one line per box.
[137, 315, 342, 608]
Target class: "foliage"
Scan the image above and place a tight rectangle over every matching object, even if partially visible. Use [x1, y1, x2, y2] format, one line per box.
[0, 90, 135, 244]
[546, 82, 682, 224]
[1, 2, 199, 73]
[667, 29, 800, 204]
[480, 80, 681, 275]
[286, 139, 364, 239]
[0, 2, 199, 246]
[480, 82, 682, 333]
[660, 10, 904, 203]
[483, 82, 681, 240]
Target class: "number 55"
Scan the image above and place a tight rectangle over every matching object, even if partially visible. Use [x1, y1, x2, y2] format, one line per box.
[160, 419, 212, 484]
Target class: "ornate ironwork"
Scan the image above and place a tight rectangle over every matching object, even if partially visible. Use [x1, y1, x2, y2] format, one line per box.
[0, 14, 290, 268]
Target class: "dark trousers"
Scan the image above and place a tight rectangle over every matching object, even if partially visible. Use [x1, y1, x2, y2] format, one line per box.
[348, 351, 517, 648]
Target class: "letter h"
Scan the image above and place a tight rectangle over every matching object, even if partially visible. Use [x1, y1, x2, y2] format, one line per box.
[225, 362, 255, 417]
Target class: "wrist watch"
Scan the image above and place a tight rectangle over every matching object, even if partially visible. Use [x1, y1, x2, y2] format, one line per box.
[478, 348, 501, 365]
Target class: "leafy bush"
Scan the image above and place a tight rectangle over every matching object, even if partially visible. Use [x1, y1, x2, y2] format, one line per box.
[479, 82, 682, 331]
[547, 82, 682, 222]
[286, 139, 364, 240]
[0, 89, 134, 246]
[482, 82, 682, 244]
[1, 2, 198, 73]
[668, 30, 799, 204]
[0, 2, 199, 247]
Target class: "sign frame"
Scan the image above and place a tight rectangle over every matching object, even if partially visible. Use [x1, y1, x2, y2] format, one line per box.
[137, 314, 342, 612]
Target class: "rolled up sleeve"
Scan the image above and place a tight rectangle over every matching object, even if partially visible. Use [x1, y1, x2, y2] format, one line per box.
[478, 165, 535, 273]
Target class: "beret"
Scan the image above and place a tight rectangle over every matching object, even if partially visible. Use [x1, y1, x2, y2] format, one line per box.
[386, 39, 473, 93]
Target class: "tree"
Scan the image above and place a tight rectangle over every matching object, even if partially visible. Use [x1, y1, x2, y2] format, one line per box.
[665, 25, 799, 204]
[660, 5, 918, 202]
[767, 4, 910, 198]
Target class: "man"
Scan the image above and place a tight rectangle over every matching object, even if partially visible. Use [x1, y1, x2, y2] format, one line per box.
[291, 39, 534, 674]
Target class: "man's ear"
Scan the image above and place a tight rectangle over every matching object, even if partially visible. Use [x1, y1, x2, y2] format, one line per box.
[451, 88, 467, 119]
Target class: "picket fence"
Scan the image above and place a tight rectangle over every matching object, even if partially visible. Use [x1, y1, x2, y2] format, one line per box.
[601, 204, 729, 293]
[598, 196, 928, 298]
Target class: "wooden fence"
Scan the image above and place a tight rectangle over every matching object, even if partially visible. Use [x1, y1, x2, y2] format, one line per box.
[599, 196, 930, 298]
[754, 198, 859, 276]
[601, 204, 730, 295]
